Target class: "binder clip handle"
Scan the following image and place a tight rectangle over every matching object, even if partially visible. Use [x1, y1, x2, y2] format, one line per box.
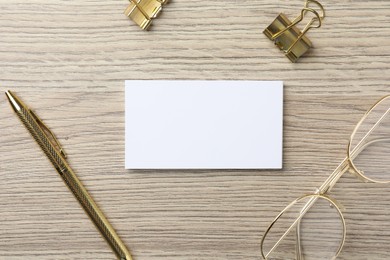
[125, 0, 168, 30]
[304, 0, 325, 21]
[270, 0, 325, 41]
[284, 8, 322, 54]
[271, 7, 322, 41]
[129, 0, 151, 21]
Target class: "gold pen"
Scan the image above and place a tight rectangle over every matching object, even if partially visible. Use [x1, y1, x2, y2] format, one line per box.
[5, 91, 132, 260]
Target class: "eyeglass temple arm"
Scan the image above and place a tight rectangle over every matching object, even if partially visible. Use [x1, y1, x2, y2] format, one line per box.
[264, 157, 351, 258]
[292, 138, 388, 259]
[262, 195, 320, 258]
[296, 220, 304, 260]
[264, 113, 388, 258]
[263, 104, 390, 259]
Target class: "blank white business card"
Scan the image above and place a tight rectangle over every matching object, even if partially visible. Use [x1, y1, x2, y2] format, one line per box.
[125, 80, 283, 169]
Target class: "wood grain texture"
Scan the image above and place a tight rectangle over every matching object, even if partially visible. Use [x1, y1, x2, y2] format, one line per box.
[0, 0, 389, 259]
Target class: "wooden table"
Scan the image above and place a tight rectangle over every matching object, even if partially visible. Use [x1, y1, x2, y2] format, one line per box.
[0, 1, 389, 259]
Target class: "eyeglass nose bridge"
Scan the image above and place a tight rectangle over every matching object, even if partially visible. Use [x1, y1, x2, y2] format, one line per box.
[319, 193, 346, 212]
[347, 165, 371, 183]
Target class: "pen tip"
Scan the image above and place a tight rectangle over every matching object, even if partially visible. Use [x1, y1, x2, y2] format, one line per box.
[5, 90, 22, 112]
[5, 90, 12, 99]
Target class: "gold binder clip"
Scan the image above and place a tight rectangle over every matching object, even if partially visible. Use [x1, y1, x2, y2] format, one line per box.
[125, 0, 168, 30]
[263, 0, 325, 62]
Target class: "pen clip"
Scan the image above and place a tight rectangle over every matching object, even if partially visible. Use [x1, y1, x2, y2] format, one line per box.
[30, 110, 67, 159]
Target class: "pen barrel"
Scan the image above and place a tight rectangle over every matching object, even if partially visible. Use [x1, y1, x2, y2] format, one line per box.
[59, 166, 133, 260]
[15, 106, 132, 260]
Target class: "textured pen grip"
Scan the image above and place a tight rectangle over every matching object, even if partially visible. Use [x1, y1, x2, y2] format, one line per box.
[60, 168, 132, 260]
[18, 107, 132, 260]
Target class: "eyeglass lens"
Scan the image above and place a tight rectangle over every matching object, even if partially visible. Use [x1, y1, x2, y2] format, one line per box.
[349, 96, 390, 183]
[262, 195, 344, 260]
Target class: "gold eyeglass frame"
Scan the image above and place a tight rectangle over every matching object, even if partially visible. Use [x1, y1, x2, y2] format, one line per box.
[261, 95, 390, 260]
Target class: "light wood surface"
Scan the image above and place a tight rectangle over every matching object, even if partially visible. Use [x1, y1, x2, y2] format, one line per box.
[0, 0, 389, 259]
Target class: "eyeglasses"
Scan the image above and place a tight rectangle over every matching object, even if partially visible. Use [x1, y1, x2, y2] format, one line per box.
[260, 95, 390, 260]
